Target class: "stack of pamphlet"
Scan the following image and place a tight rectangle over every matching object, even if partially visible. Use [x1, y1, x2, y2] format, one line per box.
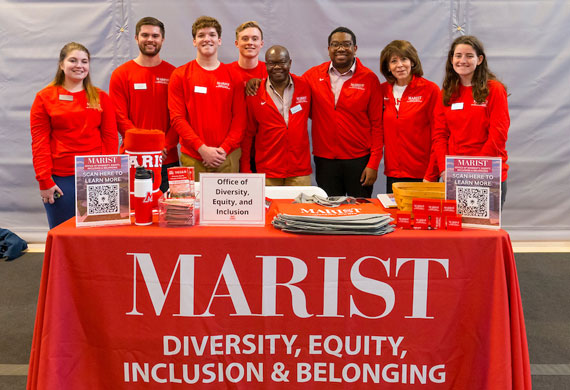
[157, 167, 196, 227]
[271, 202, 394, 235]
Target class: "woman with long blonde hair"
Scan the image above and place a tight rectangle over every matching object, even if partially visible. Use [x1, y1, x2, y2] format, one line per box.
[30, 42, 118, 228]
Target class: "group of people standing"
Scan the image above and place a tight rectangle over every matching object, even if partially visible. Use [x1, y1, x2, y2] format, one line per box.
[30, 15, 509, 228]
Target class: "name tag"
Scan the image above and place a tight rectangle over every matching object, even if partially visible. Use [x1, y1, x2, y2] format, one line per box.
[194, 86, 207, 94]
[451, 102, 464, 110]
[134, 83, 147, 90]
[59, 94, 73, 101]
[290, 104, 302, 114]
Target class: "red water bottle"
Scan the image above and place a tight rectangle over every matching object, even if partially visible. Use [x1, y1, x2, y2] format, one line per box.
[134, 166, 153, 225]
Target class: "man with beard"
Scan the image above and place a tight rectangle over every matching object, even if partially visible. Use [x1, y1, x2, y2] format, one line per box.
[303, 27, 383, 197]
[168, 16, 245, 179]
[241, 45, 312, 185]
[109, 17, 178, 192]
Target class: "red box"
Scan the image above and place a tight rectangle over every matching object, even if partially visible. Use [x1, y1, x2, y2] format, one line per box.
[425, 199, 442, 215]
[442, 200, 457, 215]
[396, 212, 412, 229]
[413, 214, 429, 229]
[412, 198, 428, 215]
[446, 215, 463, 230]
[430, 215, 443, 230]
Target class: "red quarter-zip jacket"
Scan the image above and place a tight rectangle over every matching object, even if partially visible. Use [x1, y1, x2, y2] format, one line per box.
[303, 58, 383, 169]
[241, 74, 312, 178]
[381, 75, 440, 181]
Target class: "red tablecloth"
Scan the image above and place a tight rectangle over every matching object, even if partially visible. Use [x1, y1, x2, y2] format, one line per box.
[27, 205, 530, 389]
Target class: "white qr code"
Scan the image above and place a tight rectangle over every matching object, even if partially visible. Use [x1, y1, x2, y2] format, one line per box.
[456, 186, 489, 219]
[86, 184, 119, 215]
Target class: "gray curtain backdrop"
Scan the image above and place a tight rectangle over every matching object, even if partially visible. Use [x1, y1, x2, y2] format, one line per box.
[1, 0, 569, 241]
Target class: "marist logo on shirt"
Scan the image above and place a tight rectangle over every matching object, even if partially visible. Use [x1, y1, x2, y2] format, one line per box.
[471, 99, 488, 107]
[407, 96, 423, 103]
[349, 83, 365, 91]
[155, 77, 169, 85]
[216, 81, 231, 90]
[295, 96, 308, 104]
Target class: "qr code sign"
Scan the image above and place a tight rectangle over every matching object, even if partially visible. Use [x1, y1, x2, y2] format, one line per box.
[87, 184, 119, 215]
[456, 186, 489, 218]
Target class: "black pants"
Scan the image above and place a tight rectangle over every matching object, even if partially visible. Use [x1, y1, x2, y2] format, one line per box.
[314, 155, 373, 198]
[160, 161, 180, 192]
[501, 180, 507, 210]
[386, 176, 423, 194]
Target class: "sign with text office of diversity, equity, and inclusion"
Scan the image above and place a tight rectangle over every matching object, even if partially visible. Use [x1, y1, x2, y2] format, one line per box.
[200, 173, 265, 226]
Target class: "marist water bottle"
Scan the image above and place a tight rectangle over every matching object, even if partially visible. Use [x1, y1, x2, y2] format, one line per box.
[134, 166, 153, 225]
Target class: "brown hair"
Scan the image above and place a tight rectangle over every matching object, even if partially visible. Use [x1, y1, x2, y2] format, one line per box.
[380, 40, 423, 84]
[192, 16, 221, 39]
[442, 35, 506, 106]
[51, 42, 100, 110]
[135, 16, 165, 38]
[235, 21, 263, 40]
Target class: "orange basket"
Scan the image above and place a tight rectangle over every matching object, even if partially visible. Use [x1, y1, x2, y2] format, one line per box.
[392, 182, 445, 211]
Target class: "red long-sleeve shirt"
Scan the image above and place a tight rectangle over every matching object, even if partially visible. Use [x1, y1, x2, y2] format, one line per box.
[433, 80, 510, 181]
[241, 75, 312, 178]
[228, 61, 267, 87]
[168, 60, 246, 160]
[381, 76, 440, 181]
[303, 58, 383, 169]
[108, 60, 178, 164]
[30, 85, 118, 190]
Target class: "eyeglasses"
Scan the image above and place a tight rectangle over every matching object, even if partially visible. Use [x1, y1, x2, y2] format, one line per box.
[329, 41, 353, 49]
[266, 60, 289, 68]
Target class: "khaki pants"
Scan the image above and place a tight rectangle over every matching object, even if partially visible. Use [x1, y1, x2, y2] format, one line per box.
[180, 148, 241, 181]
[265, 175, 311, 186]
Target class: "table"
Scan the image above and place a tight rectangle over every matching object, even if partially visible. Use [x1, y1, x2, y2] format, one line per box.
[27, 204, 531, 389]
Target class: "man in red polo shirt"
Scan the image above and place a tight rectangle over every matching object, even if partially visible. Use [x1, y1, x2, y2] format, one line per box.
[109, 16, 177, 192]
[168, 16, 246, 180]
[241, 45, 312, 185]
[303, 27, 383, 197]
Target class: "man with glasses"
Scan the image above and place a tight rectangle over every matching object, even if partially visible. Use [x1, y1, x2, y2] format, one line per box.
[303, 27, 383, 197]
[240, 45, 312, 186]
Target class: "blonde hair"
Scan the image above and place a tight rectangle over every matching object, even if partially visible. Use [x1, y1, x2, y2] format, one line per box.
[235, 21, 263, 40]
[51, 42, 100, 110]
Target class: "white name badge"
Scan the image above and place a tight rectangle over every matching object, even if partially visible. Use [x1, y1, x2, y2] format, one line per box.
[451, 102, 464, 110]
[194, 86, 207, 94]
[200, 173, 265, 226]
[290, 104, 302, 114]
[134, 83, 147, 90]
[59, 94, 73, 101]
